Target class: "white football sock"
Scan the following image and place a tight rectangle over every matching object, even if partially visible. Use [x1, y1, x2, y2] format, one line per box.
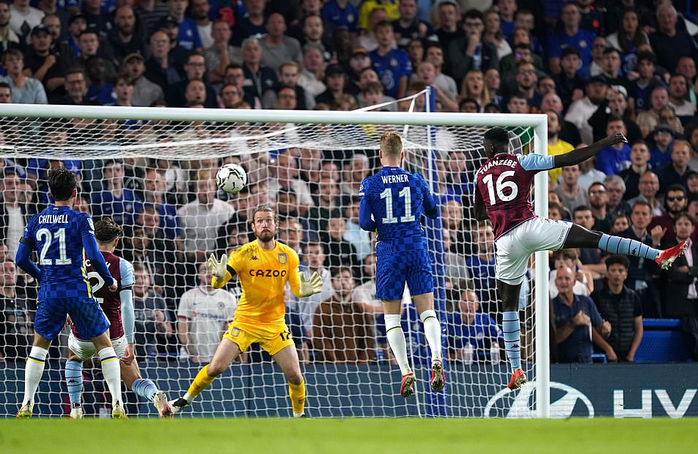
[98, 347, 123, 405]
[23, 346, 49, 405]
[419, 309, 443, 362]
[385, 314, 411, 375]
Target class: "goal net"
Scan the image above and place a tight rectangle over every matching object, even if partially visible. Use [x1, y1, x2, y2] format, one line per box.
[0, 102, 549, 418]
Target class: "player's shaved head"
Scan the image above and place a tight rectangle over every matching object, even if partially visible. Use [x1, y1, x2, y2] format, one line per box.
[483, 127, 511, 157]
[380, 132, 403, 159]
[95, 217, 123, 243]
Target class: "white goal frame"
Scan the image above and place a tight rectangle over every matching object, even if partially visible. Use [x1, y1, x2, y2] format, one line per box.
[0, 104, 550, 418]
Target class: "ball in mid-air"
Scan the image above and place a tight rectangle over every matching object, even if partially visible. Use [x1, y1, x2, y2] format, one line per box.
[216, 163, 247, 194]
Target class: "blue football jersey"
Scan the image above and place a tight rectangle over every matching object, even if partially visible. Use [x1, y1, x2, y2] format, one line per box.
[359, 166, 436, 248]
[23, 205, 95, 286]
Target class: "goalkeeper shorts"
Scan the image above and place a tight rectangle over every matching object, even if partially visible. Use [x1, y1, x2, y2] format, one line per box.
[223, 321, 294, 356]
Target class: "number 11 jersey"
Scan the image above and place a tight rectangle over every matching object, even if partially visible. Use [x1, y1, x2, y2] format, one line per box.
[474, 152, 554, 240]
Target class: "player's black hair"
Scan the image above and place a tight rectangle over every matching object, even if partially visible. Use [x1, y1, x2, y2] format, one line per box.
[48, 167, 77, 201]
[483, 127, 511, 149]
[605, 255, 630, 270]
[95, 217, 123, 243]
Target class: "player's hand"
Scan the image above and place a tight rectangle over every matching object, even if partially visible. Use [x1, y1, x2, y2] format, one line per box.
[208, 253, 228, 281]
[299, 272, 323, 297]
[602, 133, 628, 147]
[108, 278, 118, 292]
[121, 344, 135, 365]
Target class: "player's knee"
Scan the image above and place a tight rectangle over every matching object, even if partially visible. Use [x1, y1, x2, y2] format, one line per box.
[287, 372, 303, 386]
[206, 362, 225, 377]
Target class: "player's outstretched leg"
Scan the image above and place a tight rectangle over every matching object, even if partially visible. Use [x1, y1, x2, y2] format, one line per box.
[65, 359, 84, 419]
[498, 281, 527, 391]
[565, 224, 690, 270]
[17, 345, 49, 418]
[383, 309, 415, 397]
[131, 378, 173, 418]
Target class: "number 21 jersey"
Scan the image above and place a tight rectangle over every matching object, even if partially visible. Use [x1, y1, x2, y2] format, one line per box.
[474, 152, 554, 240]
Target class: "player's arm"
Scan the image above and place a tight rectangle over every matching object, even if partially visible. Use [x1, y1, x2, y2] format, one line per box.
[358, 179, 376, 231]
[16, 239, 41, 282]
[288, 252, 323, 298]
[420, 175, 439, 219]
[119, 260, 136, 363]
[473, 181, 489, 222]
[208, 253, 237, 288]
[553, 133, 627, 168]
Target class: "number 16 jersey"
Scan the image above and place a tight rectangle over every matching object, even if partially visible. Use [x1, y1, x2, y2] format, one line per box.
[474, 152, 554, 240]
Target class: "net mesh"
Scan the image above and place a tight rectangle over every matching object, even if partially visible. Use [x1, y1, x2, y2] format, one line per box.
[0, 104, 539, 418]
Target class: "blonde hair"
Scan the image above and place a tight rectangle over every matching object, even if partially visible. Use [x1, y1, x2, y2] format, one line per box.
[380, 132, 403, 159]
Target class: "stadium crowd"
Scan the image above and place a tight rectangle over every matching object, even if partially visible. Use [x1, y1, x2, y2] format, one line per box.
[1, 0, 698, 370]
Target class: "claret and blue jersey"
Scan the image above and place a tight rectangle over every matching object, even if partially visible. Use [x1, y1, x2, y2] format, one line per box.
[358, 166, 438, 300]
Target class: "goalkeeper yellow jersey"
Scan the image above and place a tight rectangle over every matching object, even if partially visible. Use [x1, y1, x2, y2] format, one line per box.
[225, 240, 301, 330]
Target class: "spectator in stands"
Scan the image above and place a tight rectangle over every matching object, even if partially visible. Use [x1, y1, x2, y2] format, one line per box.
[268, 152, 314, 214]
[637, 86, 672, 139]
[505, 91, 530, 114]
[540, 92, 581, 145]
[164, 0, 201, 52]
[546, 2, 596, 77]
[0, 259, 33, 360]
[588, 36, 606, 77]
[566, 75, 608, 145]
[204, 19, 240, 90]
[23, 24, 66, 102]
[342, 196, 371, 263]
[9, 0, 43, 46]
[104, 73, 134, 107]
[549, 248, 594, 299]
[576, 156, 607, 193]
[167, 50, 217, 107]
[189, 0, 212, 49]
[123, 52, 165, 107]
[552, 47, 585, 110]
[592, 255, 643, 362]
[132, 263, 174, 358]
[416, 60, 457, 111]
[260, 13, 302, 72]
[656, 140, 693, 193]
[1, 48, 46, 104]
[340, 152, 370, 197]
[369, 20, 411, 99]
[629, 171, 664, 217]
[605, 8, 649, 76]
[356, 6, 389, 52]
[465, 221, 497, 313]
[447, 9, 498, 87]
[231, 0, 267, 47]
[0, 2, 20, 56]
[553, 265, 614, 364]
[546, 110, 574, 184]
[315, 63, 350, 107]
[554, 164, 588, 214]
[595, 117, 632, 176]
[668, 74, 696, 120]
[588, 182, 613, 234]
[610, 213, 631, 235]
[660, 212, 698, 360]
[298, 44, 326, 99]
[307, 174, 340, 233]
[447, 288, 502, 363]
[288, 240, 334, 349]
[424, 43, 457, 100]
[435, 0, 462, 61]
[392, 0, 434, 49]
[91, 159, 142, 227]
[64, 13, 86, 59]
[278, 216, 304, 260]
[144, 30, 183, 94]
[0, 82, 12, 102]
[323, 212, 360, 277]
[142, 168, 181, 243]
[134, 0, 170, 36]
[178, 169, 235, 264]
[177, 261, 237, 363]
[605, 175, 631, 218]
[571, 206, 605, 270]
[240, 38, 277, 107]
[649, 3, 698, 74]
[322, 0, 359, 35]
[107, 6, 146, 67]
[483, 9, 511, 60]
[650, 184, 689, 246]
[313, 266, 374, 364]
[589, 86, 642, 144]
[631, 51, 664, 113]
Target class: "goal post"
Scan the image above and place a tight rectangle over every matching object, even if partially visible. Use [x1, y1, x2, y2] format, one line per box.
[0, 103, 549, 418]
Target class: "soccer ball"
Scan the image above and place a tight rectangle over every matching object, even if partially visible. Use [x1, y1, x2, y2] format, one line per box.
[216, 163, 247, 194]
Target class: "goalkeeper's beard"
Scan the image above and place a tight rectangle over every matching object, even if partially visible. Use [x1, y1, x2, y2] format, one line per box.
[255, 230, 275, 243]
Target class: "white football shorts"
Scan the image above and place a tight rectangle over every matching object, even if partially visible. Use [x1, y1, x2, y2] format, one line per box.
[495, 217, 572, 285]
[68, 332, 129, 361]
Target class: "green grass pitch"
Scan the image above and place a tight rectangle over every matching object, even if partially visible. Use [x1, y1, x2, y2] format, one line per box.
[1, 419, 696, 454]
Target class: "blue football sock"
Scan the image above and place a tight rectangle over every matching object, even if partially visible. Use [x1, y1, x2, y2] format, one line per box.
[502, 311, 521, 371]
[132, 378, 159, 402]
[65, 360, 83, 406]
[598, 234, 660, 259]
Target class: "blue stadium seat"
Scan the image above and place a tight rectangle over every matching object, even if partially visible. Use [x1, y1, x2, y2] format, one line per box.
[634, 319, 691, 363]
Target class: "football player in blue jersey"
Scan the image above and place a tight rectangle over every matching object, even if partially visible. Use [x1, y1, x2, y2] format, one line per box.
[358, 132, 443, 397]
[15, 167, 127, 418]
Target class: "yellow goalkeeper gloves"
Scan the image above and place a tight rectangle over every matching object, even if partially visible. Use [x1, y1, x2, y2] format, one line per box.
[208, 253, 228, 281]
[298, 272, 323, 297]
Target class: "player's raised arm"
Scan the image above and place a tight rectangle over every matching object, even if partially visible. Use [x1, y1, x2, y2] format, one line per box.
[553, 133, 627, 168]
[358, 178, 376, 232]
[208, 253, 236, 288]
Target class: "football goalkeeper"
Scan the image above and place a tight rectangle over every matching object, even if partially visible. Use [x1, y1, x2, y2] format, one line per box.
[170, 205, 323, 418]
